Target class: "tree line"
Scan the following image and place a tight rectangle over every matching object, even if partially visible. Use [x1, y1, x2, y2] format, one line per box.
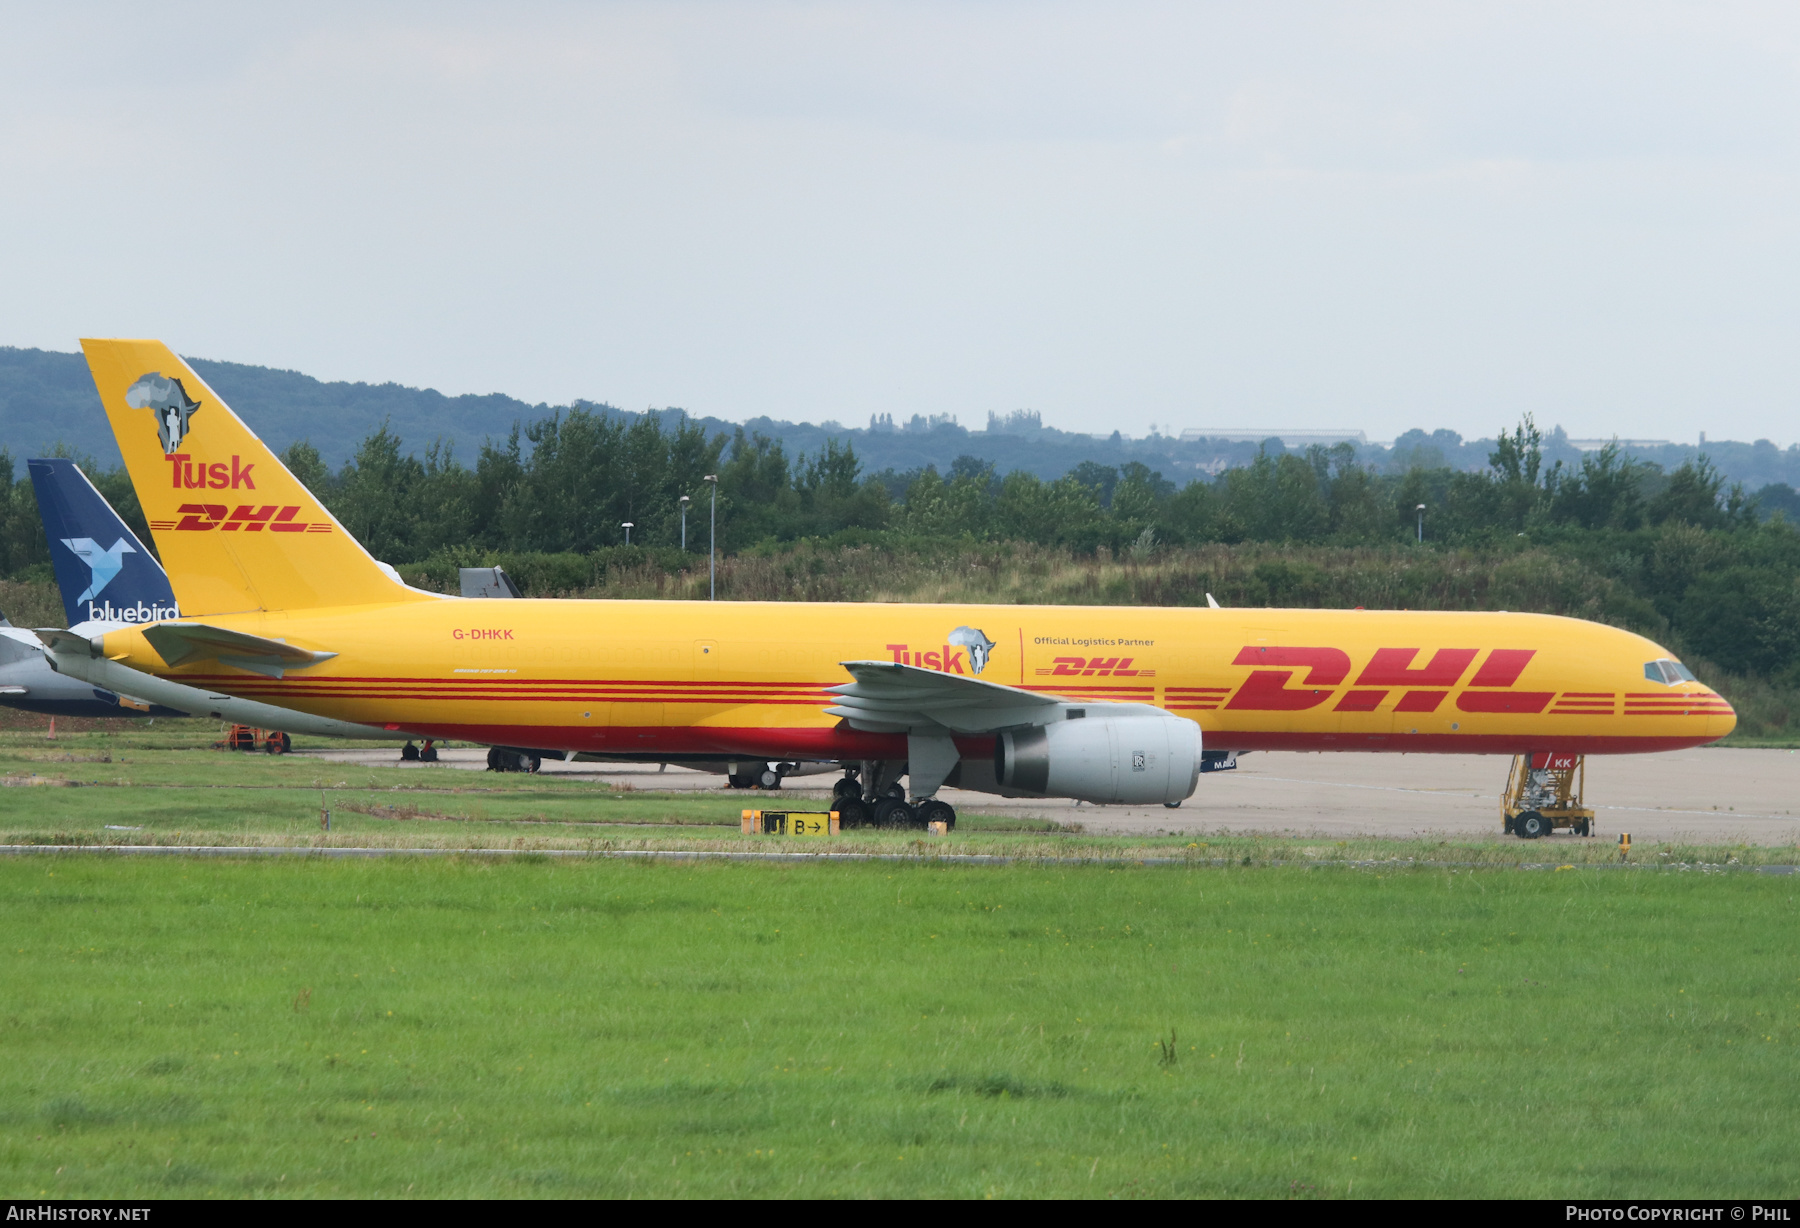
[277, 411, 1782, 556]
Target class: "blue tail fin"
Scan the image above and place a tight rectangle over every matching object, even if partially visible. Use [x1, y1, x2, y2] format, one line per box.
[27, 458, 181, 628]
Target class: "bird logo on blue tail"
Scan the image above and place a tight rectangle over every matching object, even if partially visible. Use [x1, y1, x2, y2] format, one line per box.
[60, 537, 137, 604]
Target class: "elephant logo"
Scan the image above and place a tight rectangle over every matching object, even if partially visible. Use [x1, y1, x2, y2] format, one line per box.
[948, 626, 996, 675]
[125, 372, 202, 454]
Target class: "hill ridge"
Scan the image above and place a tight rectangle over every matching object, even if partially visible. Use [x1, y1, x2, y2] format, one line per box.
[6, 345, 1800, 491]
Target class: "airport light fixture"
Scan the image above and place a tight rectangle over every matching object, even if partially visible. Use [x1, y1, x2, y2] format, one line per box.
[622, 521, 634, 546]
[679, 495, 691, 551]
[703, 475, 719, 600]
[1416, 503, 1426, 543]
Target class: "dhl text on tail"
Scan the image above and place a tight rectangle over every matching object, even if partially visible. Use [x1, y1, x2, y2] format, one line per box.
[60, 339, 1736, 816]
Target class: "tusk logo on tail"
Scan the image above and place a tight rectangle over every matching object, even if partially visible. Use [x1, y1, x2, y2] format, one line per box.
[124, 372, 202, 454]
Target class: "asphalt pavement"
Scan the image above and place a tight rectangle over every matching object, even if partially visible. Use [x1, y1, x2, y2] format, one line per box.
[295, 744, 1800, 845]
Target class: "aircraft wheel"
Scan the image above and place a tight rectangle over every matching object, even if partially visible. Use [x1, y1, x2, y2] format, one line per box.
[527, 754, 542, 774]
[834, 798, 872, 828]
[1163, 801, 1182, 809]
[873, 797, 915, 829]
[403, 742, 421, 762]
[727, 772, 757, 790]
[421, 744, 439, 763]
[758, 767, 783, 789]
[1515, 810, 1549, 839]
[832, 776, 861, 801]
[918, 799, 956, 831]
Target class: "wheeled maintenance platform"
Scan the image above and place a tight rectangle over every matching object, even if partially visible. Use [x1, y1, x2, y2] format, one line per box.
[1502, 751, 1596, 839]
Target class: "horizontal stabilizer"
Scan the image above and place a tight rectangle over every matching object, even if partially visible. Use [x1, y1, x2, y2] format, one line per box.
[460, 566, 522, 599]
[141, 622, 336, 680]
[36, 629, 99, 659]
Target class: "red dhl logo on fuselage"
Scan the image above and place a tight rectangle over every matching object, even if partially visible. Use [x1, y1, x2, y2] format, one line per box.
[1223, 645, 1550, 712]
[150, 503, 330, 533]
[1036, 657, 1153, 677]
[887, 646, 1156, 677]
[1052, 645, 1725, 717]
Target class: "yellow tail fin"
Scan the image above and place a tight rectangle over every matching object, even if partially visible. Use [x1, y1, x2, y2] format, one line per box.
[81, 338, 434, 615]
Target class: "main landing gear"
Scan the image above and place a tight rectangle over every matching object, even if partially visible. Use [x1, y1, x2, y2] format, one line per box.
[829, 762, 957, 831]
[401, 740, 441, 763]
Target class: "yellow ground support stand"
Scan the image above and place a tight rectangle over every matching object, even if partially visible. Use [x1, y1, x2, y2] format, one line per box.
[1502, 751, 1596, 839]
[212, 725, 292, 754]
[742, 810, 840, 837]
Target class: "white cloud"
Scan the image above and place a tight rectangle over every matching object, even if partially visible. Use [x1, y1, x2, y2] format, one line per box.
[2, 1, 1799, 443]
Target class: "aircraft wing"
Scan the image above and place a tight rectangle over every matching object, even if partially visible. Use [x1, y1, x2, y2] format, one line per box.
[140, 623, 336, 679]
[826, 660, 1061, 734]
[0, 628, 45, 665]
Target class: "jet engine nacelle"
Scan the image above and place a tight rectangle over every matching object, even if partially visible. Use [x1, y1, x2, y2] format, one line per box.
[994, 715, 1202, 805]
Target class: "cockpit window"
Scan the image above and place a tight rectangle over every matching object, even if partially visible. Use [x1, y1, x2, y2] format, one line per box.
[1644, 659, 1697, 685]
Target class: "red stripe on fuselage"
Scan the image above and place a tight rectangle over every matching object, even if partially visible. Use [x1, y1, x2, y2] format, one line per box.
[345, 719, 1720, 760]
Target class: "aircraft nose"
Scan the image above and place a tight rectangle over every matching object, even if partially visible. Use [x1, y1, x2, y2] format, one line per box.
[1710, 694, 1738, 740]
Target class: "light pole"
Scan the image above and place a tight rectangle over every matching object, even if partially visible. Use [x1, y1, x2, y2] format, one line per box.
[1416, 503, 1426, 543]
[703, 475, 718, 600]
[622, 521, 634, 546]
[679, 495, 691, 550]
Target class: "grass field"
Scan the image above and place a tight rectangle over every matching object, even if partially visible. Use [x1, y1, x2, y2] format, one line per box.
[0, 854, 1795, 1199]
[3, 723, 1798, 1198]
[3, 724, 1796, 866]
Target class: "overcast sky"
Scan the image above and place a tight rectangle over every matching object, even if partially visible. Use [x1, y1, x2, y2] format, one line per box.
[4, 2, 1799, 443]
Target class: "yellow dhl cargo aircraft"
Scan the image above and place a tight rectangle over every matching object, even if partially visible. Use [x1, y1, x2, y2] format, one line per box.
[56, 339, 1735, 828]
